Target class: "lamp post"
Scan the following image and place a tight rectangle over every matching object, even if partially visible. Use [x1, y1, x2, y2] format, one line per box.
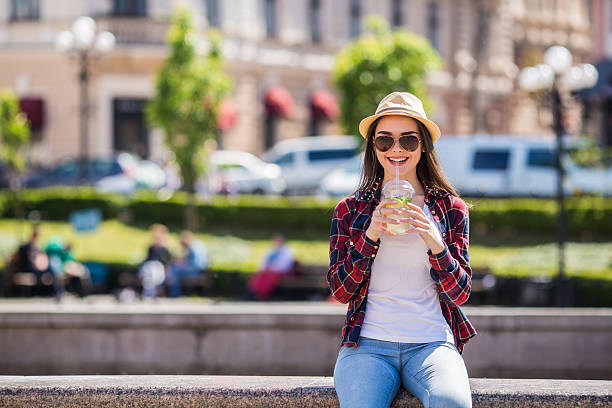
[518, 45, 598, 306]
[55, 17, 115, 182]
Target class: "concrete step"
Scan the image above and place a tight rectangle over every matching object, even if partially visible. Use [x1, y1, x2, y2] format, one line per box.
[1, 376, 611, 407]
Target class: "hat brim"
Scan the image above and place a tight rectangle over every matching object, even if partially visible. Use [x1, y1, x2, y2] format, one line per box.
[359, 113, 441, 143]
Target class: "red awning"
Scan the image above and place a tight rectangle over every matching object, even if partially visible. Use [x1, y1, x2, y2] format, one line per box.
[310, 89, 339, 121]
[19, 97, 45, 130]
[217, 99, 238, 131]
[264, 86, 294, 118]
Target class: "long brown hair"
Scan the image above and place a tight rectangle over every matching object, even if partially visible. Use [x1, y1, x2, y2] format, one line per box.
[355, 116, 459, 197]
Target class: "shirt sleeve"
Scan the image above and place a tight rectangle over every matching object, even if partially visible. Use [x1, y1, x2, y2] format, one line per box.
[327, 200, 379, 303]
[428, 199, 472, 306]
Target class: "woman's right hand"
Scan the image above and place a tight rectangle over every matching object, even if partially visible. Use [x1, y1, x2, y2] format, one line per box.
[365, 199, 403, 242]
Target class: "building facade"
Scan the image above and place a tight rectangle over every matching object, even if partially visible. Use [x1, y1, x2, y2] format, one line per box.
[0, 0, 594, 165]
[582, 0, 612, 146]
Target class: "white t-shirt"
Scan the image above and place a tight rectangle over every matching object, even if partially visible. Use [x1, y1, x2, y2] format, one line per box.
[360, 205, 454, 343]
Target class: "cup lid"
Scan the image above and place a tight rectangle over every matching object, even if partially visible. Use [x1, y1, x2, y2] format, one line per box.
[382, 179, 415, 197]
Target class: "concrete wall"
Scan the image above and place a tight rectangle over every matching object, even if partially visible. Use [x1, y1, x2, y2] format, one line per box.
[0, 303, 610, 379]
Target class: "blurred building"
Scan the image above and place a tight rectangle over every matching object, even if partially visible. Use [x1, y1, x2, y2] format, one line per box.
[0, 0, 594, 165]
[580, 0, 612, 146]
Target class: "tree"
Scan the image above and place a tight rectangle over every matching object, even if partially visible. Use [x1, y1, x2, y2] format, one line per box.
[146, 5, 232, 230]
[0, 89, 31, 228]
[332, 16, 442, 138]
[0, 89, 30, 189]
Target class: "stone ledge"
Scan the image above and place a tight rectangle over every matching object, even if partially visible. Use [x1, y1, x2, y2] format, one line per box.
[1, 376, 611, 407]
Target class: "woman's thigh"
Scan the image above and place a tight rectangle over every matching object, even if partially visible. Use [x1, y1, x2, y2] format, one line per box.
[400, 341, 472, 408]
[334, 343, 401, 408]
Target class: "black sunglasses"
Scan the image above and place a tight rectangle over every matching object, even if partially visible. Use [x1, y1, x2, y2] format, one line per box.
[373, 135, 421, 152]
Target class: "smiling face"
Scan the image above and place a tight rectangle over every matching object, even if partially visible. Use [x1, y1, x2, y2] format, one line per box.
[372, 115, 423, 181]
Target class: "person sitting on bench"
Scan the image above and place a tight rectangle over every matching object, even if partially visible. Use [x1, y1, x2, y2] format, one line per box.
[247, 233, 295, 300]
[166, 230, 209, 297]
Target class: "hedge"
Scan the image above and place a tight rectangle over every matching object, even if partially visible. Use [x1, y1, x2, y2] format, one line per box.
[1, 188, 611, 237]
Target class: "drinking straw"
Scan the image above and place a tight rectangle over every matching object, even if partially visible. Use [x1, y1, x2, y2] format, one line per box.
[395, 161, 399, 197]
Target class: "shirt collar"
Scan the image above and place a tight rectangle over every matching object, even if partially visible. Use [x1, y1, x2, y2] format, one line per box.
[424, 185, 447, 200]
[355, 178, 382, 203]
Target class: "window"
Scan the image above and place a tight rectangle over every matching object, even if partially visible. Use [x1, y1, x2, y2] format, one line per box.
[205, 0, 221, 27]
[427, 1, 439, 49]
[10, 0, 39, 21]
[308, 149, 357, 162]
[391, 0, 403, 27]
[274, 153, 295, 166]
[54, 161, 78, 179]
[90, 160, 123, 178]
[527, 149, 556, 168]
[113, 98, 150, 158]
[113, 0, 147, 17]
[265, 0, 277, 38]
[472, 150, 510, 170]
[349, 0, 361, 38]
[310, 0, 322, 43]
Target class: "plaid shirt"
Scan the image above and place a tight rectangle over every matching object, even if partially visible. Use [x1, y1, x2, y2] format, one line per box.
[327, 178, 477, 353]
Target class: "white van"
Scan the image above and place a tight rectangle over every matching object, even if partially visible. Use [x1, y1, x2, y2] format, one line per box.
[433, 134, 611, 197]
[263, 136, 360, 194]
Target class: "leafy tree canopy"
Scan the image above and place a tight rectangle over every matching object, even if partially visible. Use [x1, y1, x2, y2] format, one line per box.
[0, 89, 30, 173]
[332, 16, 442, 138]
[146, 5, 232, 194]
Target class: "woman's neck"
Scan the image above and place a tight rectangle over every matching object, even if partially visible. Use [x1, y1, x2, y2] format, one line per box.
[382, 173, 425, 195]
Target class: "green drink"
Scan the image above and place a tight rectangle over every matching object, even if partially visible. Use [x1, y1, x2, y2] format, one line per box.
[382, 180, 414, 235]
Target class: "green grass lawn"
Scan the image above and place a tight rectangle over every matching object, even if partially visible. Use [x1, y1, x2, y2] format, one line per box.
[0, 219, 610, 280]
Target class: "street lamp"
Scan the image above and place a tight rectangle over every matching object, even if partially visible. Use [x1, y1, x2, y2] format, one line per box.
[55, 16, 116, 182]
[518, 45, 598, 306]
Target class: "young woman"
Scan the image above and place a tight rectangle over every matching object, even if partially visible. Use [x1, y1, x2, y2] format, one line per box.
[328, 92, 476, 408]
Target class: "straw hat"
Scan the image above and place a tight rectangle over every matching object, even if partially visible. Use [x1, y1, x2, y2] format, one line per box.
[358, 92, 441, 143]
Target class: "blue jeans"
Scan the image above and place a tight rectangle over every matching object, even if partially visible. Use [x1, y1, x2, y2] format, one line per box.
[166, 263, 202, 297]
[334, 337, 472, 408]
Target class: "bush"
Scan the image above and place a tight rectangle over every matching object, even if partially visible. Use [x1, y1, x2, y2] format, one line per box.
[1, 188, 125, 220]
[1, 188, 611, 237]
[467, 196, 612, 237]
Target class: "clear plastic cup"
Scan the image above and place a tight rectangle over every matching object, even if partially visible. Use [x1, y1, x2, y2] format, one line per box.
[382, 179, 414, 235]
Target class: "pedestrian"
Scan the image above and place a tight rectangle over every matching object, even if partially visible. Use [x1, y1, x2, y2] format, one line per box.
[45, 237, 90, 299]
[166, 230, 209, 297]
[9, 225, 51, 295]
[328, 92, 476, 408]
[138, 224, 172, 299]
[247, 233, 295, 300]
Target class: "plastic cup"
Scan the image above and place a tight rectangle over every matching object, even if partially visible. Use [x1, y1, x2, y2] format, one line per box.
[382, 180, 414, 235]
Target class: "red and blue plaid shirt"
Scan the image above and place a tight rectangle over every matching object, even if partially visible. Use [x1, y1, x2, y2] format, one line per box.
[327, 178, 477, 353]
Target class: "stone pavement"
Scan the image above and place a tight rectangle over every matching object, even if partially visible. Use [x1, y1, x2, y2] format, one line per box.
[1, 375, 611, 407]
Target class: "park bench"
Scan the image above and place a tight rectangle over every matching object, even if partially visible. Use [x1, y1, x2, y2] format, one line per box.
[274, 264, 498, 302]
[0, 267, 54, 297]
[115, 266, 212, 298]
[275, 262, 329, 300]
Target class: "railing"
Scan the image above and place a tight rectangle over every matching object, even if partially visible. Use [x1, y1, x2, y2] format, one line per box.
[97, 18, 169, 45]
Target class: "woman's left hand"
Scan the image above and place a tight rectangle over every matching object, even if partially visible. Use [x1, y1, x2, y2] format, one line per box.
[401, 203, 445, 255]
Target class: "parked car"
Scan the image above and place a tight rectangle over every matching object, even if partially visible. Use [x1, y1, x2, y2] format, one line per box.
[318, 153, 363, 198]
[95, 158, 168, 194]
[199, 150, 285, 195]
[263, 136, 360, 194]
[24, 153, 139, 188]
[434, 134, 611, 197]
